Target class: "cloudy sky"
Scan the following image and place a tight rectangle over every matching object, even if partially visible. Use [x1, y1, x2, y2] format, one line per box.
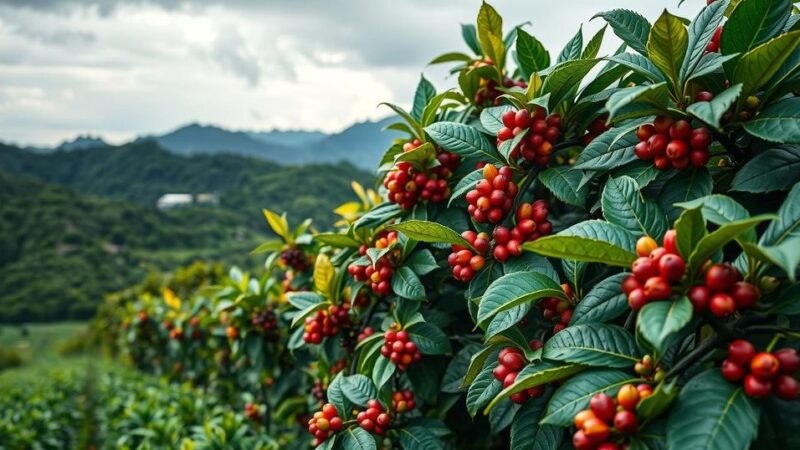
[0, 0, 703, 146]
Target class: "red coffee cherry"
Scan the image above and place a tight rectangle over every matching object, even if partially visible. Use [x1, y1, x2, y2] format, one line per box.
[644, 276, 672, 300]
[721, 359, 746, 382]
[728, 340, 757, 366]
[616, 384, 640, 411]
[573, 430, 594, 450]
[632, 257, 659, 283]
[583, 418, 611, 444]
[688, 285, 711, 312]
[636, 236, 658, 257]
[709, 293, 736, 318]
[589, 393, 616, 422]
[730, 282, 760, 309]
[750, 352, 780, 380]
[628, 288, 648, 311]
[663, 229, 678, 255]
[307, 403, 343, 446]
[774, 348, 800, 374]
[613, 410, 639, 434]
[574, 410, 596, 429]
[705, 263, 740, 293]
[773, 375, 799, 400]
[744, 374, 772, 398]
[392, 390, 416, 413]
[658, 254, 686, 282]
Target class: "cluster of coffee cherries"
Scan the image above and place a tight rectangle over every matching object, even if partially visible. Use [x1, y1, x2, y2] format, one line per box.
[384, 141, 459, 209]
[687, 263, 760, 318]
[448, 230, 490, 282]
[188, 316, 203, 340]
[634, 355, 664, 382]
[381, 328, 421, 371]
[168, 326, 184, 340]
[572, 384, 652, 450]
[244, 403, 262, 422]
[540, 284, 574, 333]
[280, 247, 309, 271]
[470, 58, 527, 106]
[391, 390, 416, 413]
[583, 115, 611, 145]
[357, 400, 391, 434]
[303, 302, 352, 344]
[226, 325, 239, 341]
[492, 346, 544, 404]
[465, 165, 518, 223]
[311, 380, 326, 403]
[635, 116, 712, 170]
[251, 308, 278, 337]
[357, 326, 375, 343]
[721, 340, 799, 400]
[348, 232, 398, 296]
[494, 200, 553, 263]
[496, 107, 562, 166]
[622, 233, 685, 310]
[307, 403, 343, 446]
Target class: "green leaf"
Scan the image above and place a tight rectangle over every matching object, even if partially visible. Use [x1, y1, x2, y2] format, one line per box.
[602, 176, 668, 238]
[425, 122, 501, 162]
[732, 31, 800, 99]
[674, 207, 707, 259]
[488, 399, 518, 433]
[341, 374, 378, 406]
[406, 322, 451, 355]
[637, 379, 679, 420]
[397, 426, 444, 450]
[543, 323, 641, 368]
[687, 52, 740, 83]
[388, 220, 473, 249]
[731, 145, 800, 192]
[461, 346, 502, 388]
[742, 236, 800, 281]
[667, 369, 760, 450]
[315, 233, 361, 248]
[538, 166, 589, 208]
[637, 297, 693, 352]
[391, 266, 426, 301]
[681, 0, 729, 81]
[405, 249, 439, 275]
[516, 29, 550, 79]
[462, 23, 482, 55]
[342, 427, 377, 450]
[477, 2, 505, 70]
[467, 361, 503, 417]
[687, 215, 775, 270]
[498, 128, 528, 160]
[582, 26, 607, 60]
[327, 374, 351, 417]
[541, 369, 639, 426]
[480, 105, 514, 135]
[372, 356, 395, 389]
[477, 271, 565, 329]
[429, 51, 473, 65]
[485, 362, 585, 413]
[541, 59, 600, 110]
[570, 273, 630, 325]
[612, 160, 661, 188]
[412, 76, 436, 122]
[574, 125, 642, 171]
[510, 396, 564, 450]
[686, 83, 743, 128]
[354, 203, 404, 230]
[594, 9, 652, 56]
[721, 0, 791, 57]
[657, 167, 713, 222]
[523, 221, 637, 267]
[743, 97, 800, 144]
[449, 169, 484, 206]
[442, 345, 479, 393]
[647, 10, 689, 91]
[557, 26, 583, 64]
[606, 83, 670, 122]
[609, 53, 666, 83]
[759, 182, 800, 246]
[675, 194, 751, 225]
[250, 239, 283, 255]
[380, 102, 425, 140]
[286, 291, 325, 310]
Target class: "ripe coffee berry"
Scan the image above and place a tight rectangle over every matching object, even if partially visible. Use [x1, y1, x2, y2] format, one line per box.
[349, 256, 394, 297]
[721, 341, 799, 400]
[244, 403, 262, 422]
[692, 263, 757, 317]
[448, 230, 490, 281]
[539, 284, 574, 334]
[471, 60, 527, 106]
[706, 26, 722, 53]
[583, 114, 610, 145]
[497, 107, 562, 166]
[575, 388, 642, 449]
[357, 326, 375, 343]
[705, 263, 741, 293]
[280, 247, 310, 271]
[303, 302, 351, 344]
[635, 116, 711, 170]
[392, 390, 416, 413]
[465, 165, 518, 223]
[492, 347, 543, 404]
[625, 234, 685, 310]
[381, 329, 421, 371]
[775, 348, 800, 374]
[384, 147, 457, 208]
[307, 403, 343, 446]
[357, 399, 390, 434]
[226, 326, 239, 340]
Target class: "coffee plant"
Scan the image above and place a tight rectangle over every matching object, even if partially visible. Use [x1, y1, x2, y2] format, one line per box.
[101, 1, 800, 449]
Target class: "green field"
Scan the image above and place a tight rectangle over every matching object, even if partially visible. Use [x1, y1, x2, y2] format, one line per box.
[0, 321, 89, 366]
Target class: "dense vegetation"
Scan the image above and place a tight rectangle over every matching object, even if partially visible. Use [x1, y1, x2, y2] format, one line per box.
[4, 0, 800, 449]
[0, 141, 374, 322]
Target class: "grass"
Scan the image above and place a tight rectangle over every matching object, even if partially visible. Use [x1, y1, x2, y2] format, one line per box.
[0, 321, 89, 365]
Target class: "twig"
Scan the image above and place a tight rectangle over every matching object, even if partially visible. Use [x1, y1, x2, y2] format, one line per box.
[664, 334, 721, 380]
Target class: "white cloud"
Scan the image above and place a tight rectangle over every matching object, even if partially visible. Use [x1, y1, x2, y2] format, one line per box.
[0, 0, 703, 146]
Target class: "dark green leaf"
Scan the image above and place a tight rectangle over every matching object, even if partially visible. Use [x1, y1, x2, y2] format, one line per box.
[342, 427, 377, 450]
[541, 59, 600, 110]
[543, 323, 641, 368]
[557, 26, 583, 64]
[516, 29, 550, 78]
[511, 395, 564, 450]
[485, 362, 585, 412]
[388, 220, 473, 249]
[687, 214, 775, 270]
[743, 97, 800, 144]
[657, 167, 713, 222]
[674, 207, 707, 259]
[681, 0, 729, 81]
[732, 31, 800, 99]
[477, 271, 565, 329]
[412, 76, 436, 122]
[686, 83, 742, 128]
[480, 105, 514, 135]
[721, 0, 791, 57]
[407, 322, 451, 355]
[636, 297, 693, 352]
[647, 10, 689, 89]
[391, 266, 426, 301]
[539, 166, 589, 208]
[467, 361, 502, 417]
[341, 374, 378, 406]
[425, 122, 501, 161]
[571, 273, 630, 325]
[602, 176, 668, 238]
[731, 145, 800, 192]
[594, 9, 652, 56]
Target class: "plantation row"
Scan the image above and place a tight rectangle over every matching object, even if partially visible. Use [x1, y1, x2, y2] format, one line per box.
[0, 362, 274, 449]
[58, 0, 800, 449]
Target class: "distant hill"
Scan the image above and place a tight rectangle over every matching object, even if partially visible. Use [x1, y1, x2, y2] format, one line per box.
[0, 171, 265, 322]
[142, 117, 398, 169]
[56, 135, 108, 152]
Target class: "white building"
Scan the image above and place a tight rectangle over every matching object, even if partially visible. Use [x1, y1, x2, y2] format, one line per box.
[156, 193, 220, 209]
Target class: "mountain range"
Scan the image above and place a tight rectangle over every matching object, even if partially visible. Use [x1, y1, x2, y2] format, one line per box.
[43, 116, 400, 170]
